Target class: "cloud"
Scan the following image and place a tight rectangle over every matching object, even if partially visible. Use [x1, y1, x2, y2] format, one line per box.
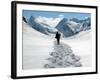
[35, 15, 63, 28]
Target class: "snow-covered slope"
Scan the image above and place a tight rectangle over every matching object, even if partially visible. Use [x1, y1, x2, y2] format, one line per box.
[23, 21, 92, 69]
[23, 21, 54, 69]
[73, 30, 91, 40]
[23, 21, 48, 39]
[64, 30, 91, 41]
[62, 30, 91, 67]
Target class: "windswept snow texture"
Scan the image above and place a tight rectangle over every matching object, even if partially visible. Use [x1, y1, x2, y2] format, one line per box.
[22, 21, 92, 70]
[44, 42, 82, 68]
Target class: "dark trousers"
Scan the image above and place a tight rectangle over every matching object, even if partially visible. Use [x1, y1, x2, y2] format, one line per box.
[57, 38, 60, 45]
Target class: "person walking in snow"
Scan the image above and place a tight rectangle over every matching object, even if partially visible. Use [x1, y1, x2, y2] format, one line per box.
[55, 32, 61, 45]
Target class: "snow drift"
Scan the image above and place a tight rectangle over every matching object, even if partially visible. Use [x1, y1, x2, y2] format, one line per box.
[22, 20, 92, 70]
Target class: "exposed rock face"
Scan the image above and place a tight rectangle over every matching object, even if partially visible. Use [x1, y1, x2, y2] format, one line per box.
[56, 18, 74, 37]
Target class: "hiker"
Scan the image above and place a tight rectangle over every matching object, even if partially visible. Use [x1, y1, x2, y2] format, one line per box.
[55, 32, 61, 45]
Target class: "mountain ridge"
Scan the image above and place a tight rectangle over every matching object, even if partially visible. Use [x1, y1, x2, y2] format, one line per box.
[23, 16, 91, 38]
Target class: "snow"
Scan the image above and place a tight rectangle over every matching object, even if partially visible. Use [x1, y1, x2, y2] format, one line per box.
[23, 21, 54, 69]
[22, 21, 92, 70]
[67, 21, 82, 33]
[62, 31, 91, 67]
[44, 42, 82, 68]
[34, 16, 62, 28]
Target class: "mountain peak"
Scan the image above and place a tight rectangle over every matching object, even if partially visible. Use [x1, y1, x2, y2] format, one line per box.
[56, 18, 74, 37]
[60, 18, 68, 23]
[70, 18, 80, 23]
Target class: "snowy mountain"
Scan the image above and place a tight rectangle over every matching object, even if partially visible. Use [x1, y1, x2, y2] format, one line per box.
[26, 16, 91, 38]
[70, 18, 81, 23]
[28, 16, 49, 35]
[56, 17, 91, 37]
[66, 21, 82, 33]
[81, 17, 91, 31]
[56, 18, 75, 37]
[28, 16, 58, 35]
[70, 17, 91, 31]
[23, 20, 48, 39]
[34, 16, 61, 28]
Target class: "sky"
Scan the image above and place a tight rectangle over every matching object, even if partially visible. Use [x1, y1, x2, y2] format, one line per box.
[22, 10, 91, 20]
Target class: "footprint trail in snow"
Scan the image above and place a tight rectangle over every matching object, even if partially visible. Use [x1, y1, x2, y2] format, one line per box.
[44, 42, 82, 68]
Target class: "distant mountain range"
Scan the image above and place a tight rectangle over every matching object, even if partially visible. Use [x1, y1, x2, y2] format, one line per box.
[23, 16, 91, 37]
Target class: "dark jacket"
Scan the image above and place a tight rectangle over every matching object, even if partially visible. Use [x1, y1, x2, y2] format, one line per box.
[55, 32, 61, 39]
